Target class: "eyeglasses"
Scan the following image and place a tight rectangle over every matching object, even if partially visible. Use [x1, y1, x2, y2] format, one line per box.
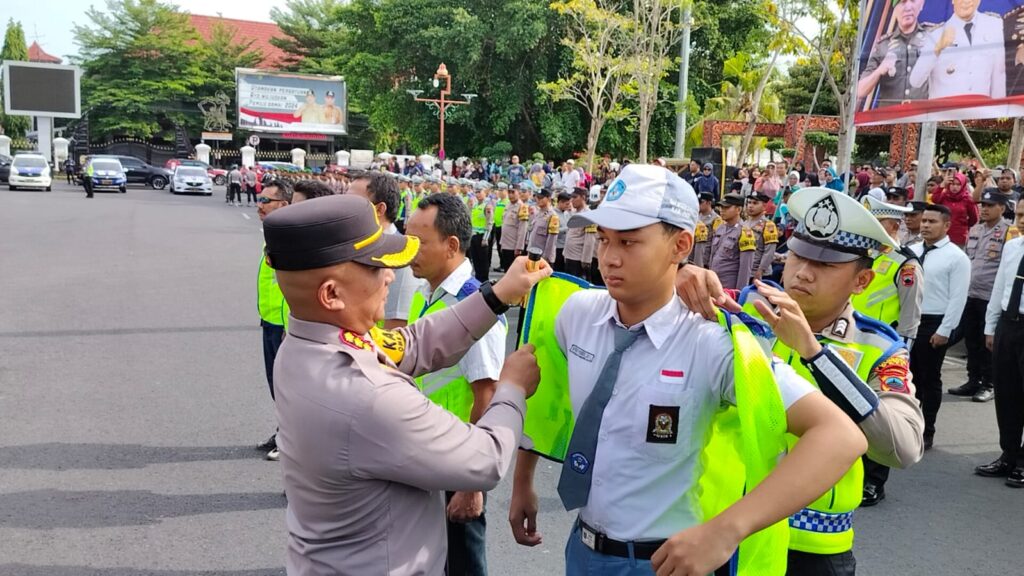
[257, 196, 285, 205]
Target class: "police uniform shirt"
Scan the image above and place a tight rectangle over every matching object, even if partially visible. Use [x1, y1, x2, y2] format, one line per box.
[966, 219, 1019, 299]
[746, 214, 779, 278]
[911, 237, 972, 337]
[893, 248, 925, 340]
[708, 221, 756, 289]
[275, 293, 526, 576]
[500, 198, 530, 252]
[528, 206, 560, 262]
[554, 290, 814, 541]
[383, 223, 426, 322]
[861, 23, 928, 106]
[555, 207, 570, 250]
[564, 205, 598, 264]
[415, 260, 506, 387]
[985, 236, 1024, 334]
[690, 211, 722, 267]
[910, 11, 1006, 99]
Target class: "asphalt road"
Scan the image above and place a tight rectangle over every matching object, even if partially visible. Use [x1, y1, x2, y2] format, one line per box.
[0, 181, 1020, 575]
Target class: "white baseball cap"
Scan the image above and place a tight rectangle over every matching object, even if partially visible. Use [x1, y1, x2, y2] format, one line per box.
[568, 164, 698, 231]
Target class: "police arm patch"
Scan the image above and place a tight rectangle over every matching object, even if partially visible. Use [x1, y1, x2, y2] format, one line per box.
[548, 214, 560, 234]
[763, 221, 779, 244]
[738, 227, 757, 252]
[369, 326, 406, 364]
[694, 221, 709, 242]
[875, 355, 910, 393]
[899, 264, 916, 287]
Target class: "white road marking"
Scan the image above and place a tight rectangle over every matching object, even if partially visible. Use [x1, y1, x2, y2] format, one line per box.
[242, 213, 251, 220]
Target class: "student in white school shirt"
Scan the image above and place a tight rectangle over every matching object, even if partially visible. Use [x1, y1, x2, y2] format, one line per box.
[507, 164, 866, 576]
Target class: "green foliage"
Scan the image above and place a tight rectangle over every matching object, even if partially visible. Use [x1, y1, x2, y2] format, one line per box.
[779, 147, 796, 159]
[779, 60, 840, 116]
[765, 139, 784, 152]
[687, 0, 770, 111]
[0, 19, 31, 137]
[804, 130, 838, 155]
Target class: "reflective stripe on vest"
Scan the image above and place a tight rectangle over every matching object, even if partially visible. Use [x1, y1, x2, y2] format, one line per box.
[850, 252, 905, 328]
[739, 284, 894, 556]
[257, 252, 288, 327]
[519, 273, 789, 575]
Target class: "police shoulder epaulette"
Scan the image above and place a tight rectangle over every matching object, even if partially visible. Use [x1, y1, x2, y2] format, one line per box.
[850, 310, 901, 344]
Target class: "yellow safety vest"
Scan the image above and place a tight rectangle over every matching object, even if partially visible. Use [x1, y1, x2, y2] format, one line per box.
[257, 252, 289, 327]
[519, 273, 790, 575]
[471, 202, 489, 234]
[738, 284, 899, 556]
[850, 250, 915, 330]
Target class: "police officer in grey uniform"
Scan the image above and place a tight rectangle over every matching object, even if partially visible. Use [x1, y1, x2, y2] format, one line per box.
[691, 191, 722, 267]
[860, 196, 924, 345]
[856, 0, 929, 107]
[708, 193, 756, 289]
[263, 194, 551, 576]
[949, 191, 1021, 402]
[527, 188, 559, 263]
[745, 191, 779, 282]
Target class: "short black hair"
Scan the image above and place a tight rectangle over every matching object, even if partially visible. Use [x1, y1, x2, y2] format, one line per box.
[854, 256, 874, 271]
[924, 204, 952, 221]
[660, 222, 683, 236]
[353, 172, 400, 222]
[293, 179, 333, 201]
[417, 193, 472, 254]
[263, 179, 294, 202]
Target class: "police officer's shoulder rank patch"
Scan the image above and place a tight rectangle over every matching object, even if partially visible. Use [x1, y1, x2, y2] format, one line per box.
[695, 221, 709, 242]
[899, 263, 916, 287]
[738, 227, 756, 252]
[876, 355, 911, 394]
[340, 329, 372, 352]
[548, 214, 560, 234]
[518, 204, 529, 220]
[369, 326, 406, 364]
[1008, 226, 1022, 241]
[712, 217, 724, 232]
[763, 221, 779, 244]
[584, 224, 598, 234]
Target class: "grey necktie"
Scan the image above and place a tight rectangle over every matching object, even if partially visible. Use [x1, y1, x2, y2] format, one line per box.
[964, 22, 973, 45]
[557, 324, 642, 511]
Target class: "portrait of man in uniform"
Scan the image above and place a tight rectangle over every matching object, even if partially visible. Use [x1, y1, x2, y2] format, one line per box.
[858, 0, 930, 108]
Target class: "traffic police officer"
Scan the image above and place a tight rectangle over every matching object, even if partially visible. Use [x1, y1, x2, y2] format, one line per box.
[527, 188, 559, 263]
[745, 190, 779, 281]
[499, 184, 530, 270]
[265, 194, 551, 575]
[677, 187, 925, 574]
[468, 181, 496, 282]
[491, 182, 510, 270]
[856, 0, 928, 107]
[902, 200, 926, 246]
[691, 191, 723, 267]
[708, 193, 756, 289]
[949, 191, 1021, 402]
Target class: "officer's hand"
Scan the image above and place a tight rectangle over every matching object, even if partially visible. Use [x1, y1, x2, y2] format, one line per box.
[508, 483, 543, 546]
[881, 52, 898, 77]
[501, 344, 541, 398]
[986, 335, 994, 351]
[651, 521, 740, 576]
[675, 264, 740, 321]
[936, 25, 956, 54]
[752, 280, 822, 359]
[493, 256, 553, 304]
[447, 491, 484, 523]
[930, 333, 949, 348]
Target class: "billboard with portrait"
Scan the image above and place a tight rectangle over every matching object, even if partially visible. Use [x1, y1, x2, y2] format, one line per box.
[855, 0, 1024, 125]
[236, 69, 347, 135]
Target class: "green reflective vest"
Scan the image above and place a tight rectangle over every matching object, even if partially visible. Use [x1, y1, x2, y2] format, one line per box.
[471, 202, 489, 234]
[738, 285, 893, 556]
[519, 273, 789, 575]
[494, 200, 507, 227]
[257, 252, 289, 328]
[850, 251, 912, 329]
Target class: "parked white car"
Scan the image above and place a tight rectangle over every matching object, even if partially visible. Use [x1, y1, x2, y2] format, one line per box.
[170, 166, 213, 195]
[8, 153, 52, 191]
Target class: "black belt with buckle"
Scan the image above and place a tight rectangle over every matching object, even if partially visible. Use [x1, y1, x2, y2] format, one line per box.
[1001, 311, 1024, 322]
[577, 518, 665, 560]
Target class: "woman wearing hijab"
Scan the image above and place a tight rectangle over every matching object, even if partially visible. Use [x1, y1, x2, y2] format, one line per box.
[932, 172, 979, 247]
[823, 167, 845, 192]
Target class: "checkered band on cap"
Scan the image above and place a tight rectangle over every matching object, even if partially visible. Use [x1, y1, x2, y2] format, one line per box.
[869, 207, 908, 220]
[794, 220, 884, 254]
[788, 509, 854, 534]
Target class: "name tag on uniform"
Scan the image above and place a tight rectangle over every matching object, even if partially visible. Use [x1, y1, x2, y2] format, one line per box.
[647, 405, 680, 444]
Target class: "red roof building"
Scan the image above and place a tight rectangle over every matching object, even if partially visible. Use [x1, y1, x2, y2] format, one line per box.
[188, 14, 292, 68]
[28, 41, 61, 64]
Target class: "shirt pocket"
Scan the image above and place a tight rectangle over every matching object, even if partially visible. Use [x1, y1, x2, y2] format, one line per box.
[630, 383, 700, 463]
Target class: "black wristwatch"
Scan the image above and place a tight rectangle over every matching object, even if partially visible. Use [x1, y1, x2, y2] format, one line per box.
[479, 281, 511, 315]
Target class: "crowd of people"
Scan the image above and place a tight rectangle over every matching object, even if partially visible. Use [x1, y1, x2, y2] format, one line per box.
[240, 149, 1024, 576]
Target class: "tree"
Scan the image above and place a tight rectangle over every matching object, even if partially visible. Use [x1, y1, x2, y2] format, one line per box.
[686, 0, 771, 111]
[193, 19, 264, 127]
[0, 19, 30, 137]
[539, 0, 630, 172]
[779, 59, 840, 117]
[72, 0, 208, 140]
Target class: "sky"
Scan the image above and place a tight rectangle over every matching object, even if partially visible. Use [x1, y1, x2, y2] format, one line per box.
[9, 0, 279, 63]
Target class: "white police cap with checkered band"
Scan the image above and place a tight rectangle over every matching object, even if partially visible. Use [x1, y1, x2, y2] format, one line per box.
[788, 187, 897, 263]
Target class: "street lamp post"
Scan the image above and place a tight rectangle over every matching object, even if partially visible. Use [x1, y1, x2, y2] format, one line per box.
[407, 63, 476, 161]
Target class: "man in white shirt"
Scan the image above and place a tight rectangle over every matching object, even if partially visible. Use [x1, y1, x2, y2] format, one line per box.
[909, 204, 971, 449]
[347, 172, 424, 329]
[909, 0, 1005, 100]
[508, 165, 866, 575]
[404, 193, 507, 575]
[979, 231, 1024, 487]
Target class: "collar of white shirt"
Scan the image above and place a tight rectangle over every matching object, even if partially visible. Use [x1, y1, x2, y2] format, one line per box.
[924, 236, 951, 251]
[589, 293, 680, 350]
[424, 259, 474, 303]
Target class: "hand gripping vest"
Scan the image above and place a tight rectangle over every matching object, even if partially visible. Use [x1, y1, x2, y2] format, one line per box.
[406, 278, 506, 422]
[519, 273, 790, 575]
[850, 249, 915, 330]
[738, 283, 902, 556]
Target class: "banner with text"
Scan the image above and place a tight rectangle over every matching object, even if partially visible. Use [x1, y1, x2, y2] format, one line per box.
[236, 69, 347, 135]
[855, 0, 1024, 125]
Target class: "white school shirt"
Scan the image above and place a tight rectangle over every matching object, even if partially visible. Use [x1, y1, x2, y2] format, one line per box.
[554, 290, 813, 541]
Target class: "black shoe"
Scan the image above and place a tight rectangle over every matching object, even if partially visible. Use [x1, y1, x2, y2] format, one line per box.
[924, 434, 934, 451]
[948, 381, 980, 396]
[256, 433, 277, 453]
[861, 483, 885, 507]
[975, 458, 1013, 477]
[973, 387, 995, 403]
[1006, 467, 1024, 488]
[265, 447, 280, 461]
